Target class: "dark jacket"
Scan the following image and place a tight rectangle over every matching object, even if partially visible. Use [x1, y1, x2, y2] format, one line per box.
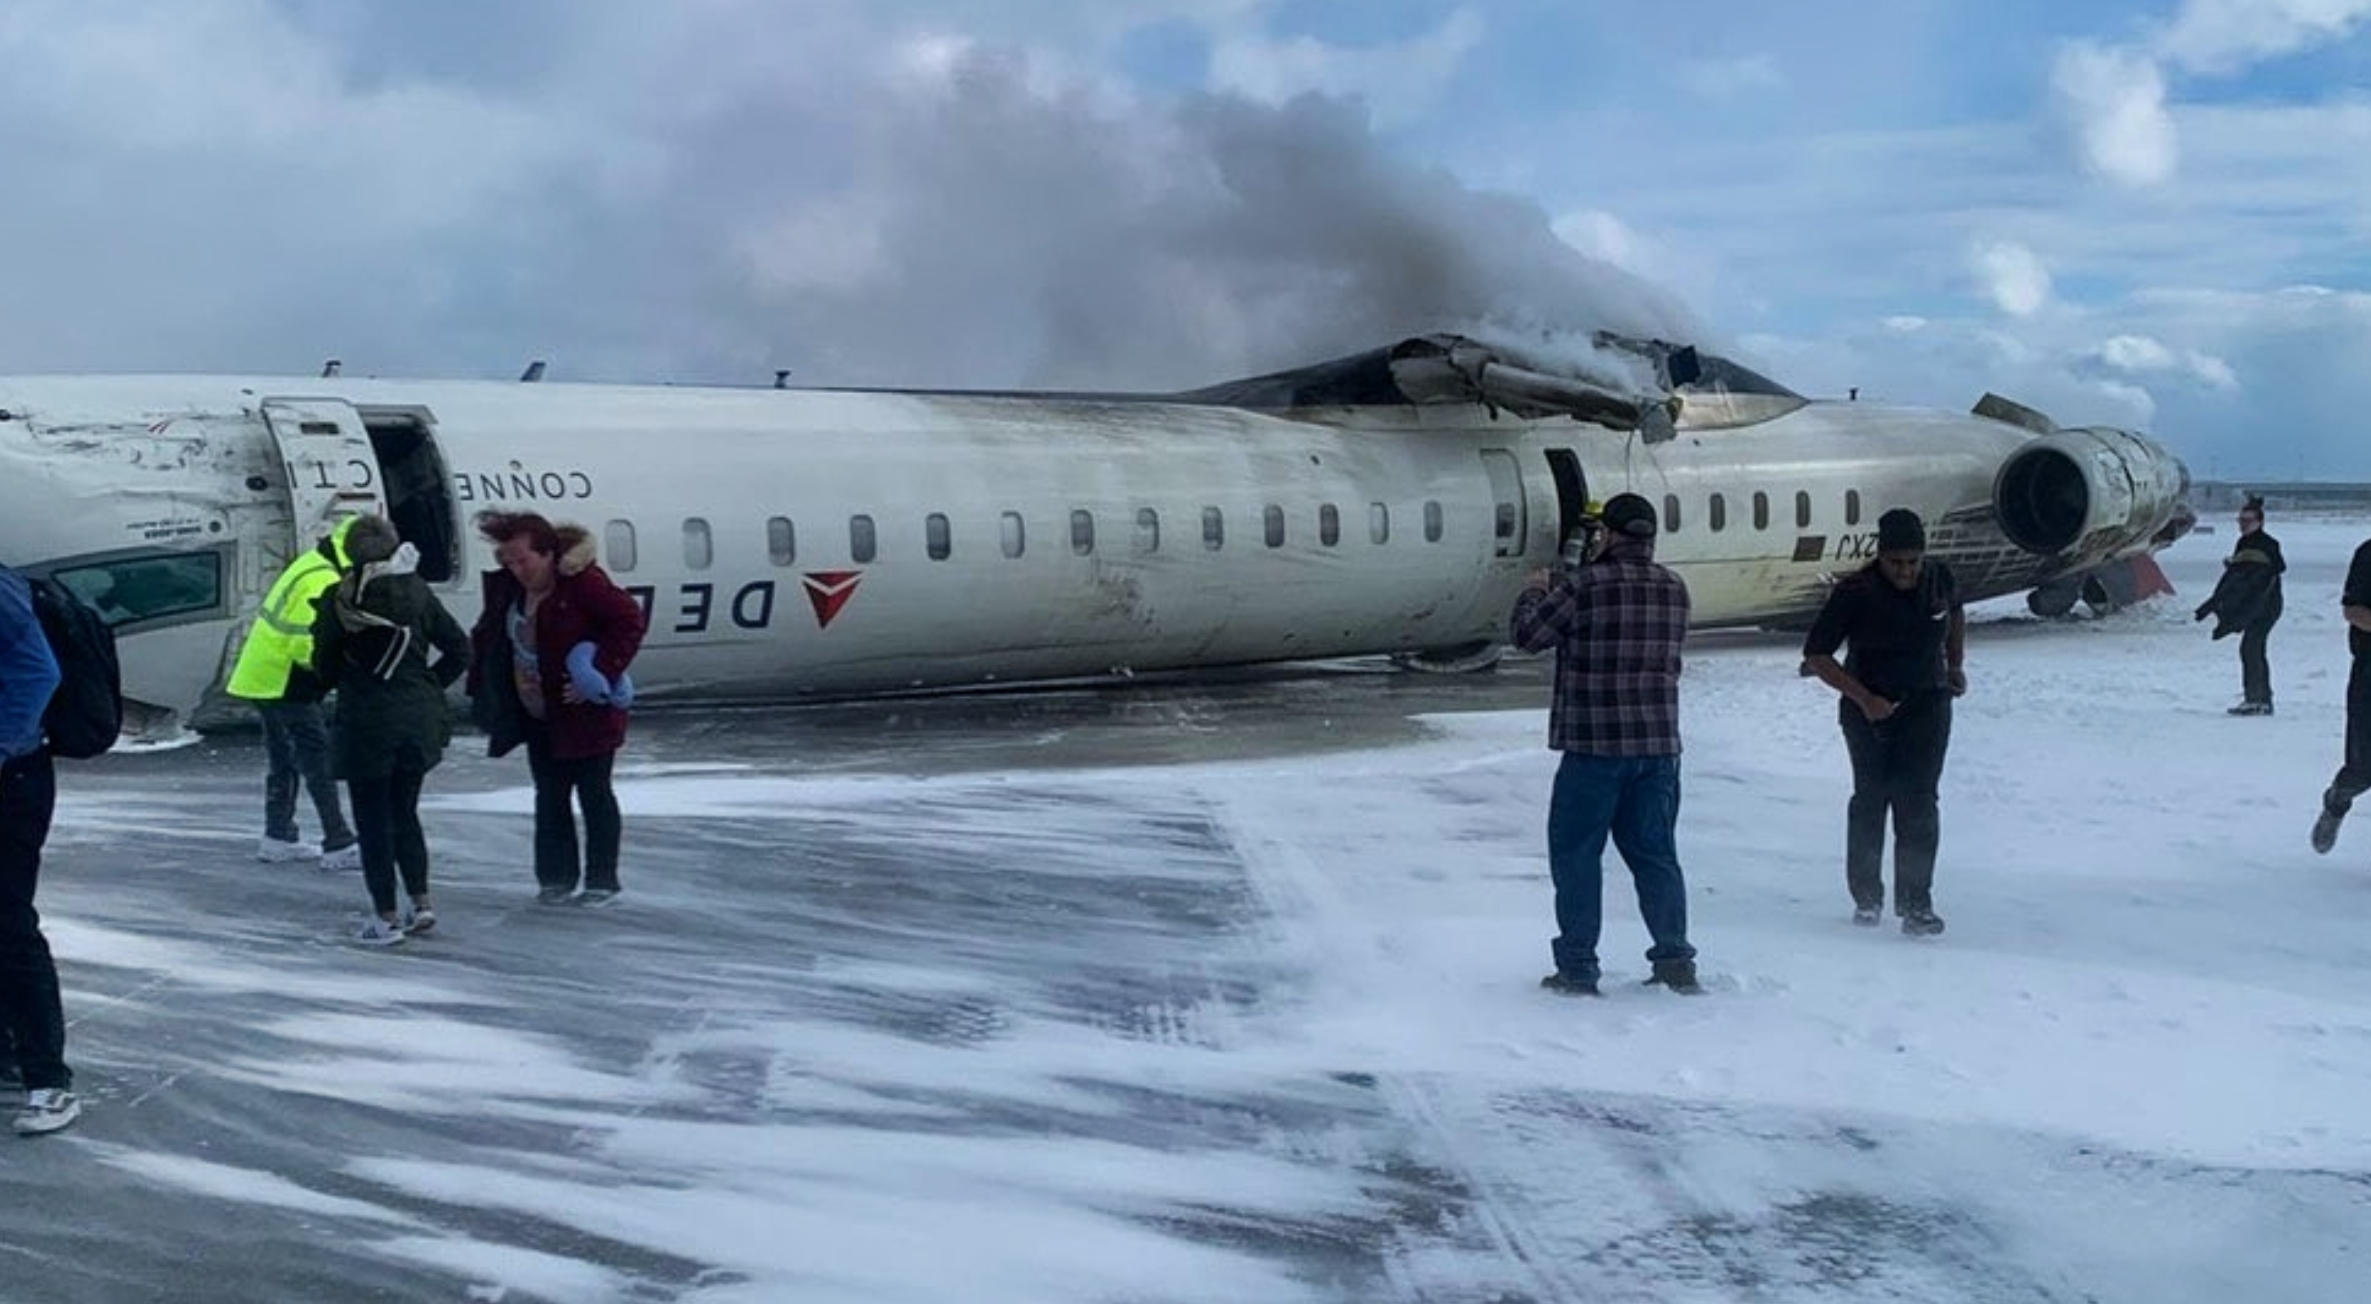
[466, 526, 647, 760]
[1804, 560, 1962, 699]
[310, 557, 471, 781]
[2196, 531, 2285, 638]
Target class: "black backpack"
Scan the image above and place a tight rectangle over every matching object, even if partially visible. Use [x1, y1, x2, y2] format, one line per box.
[25, 575, 123, 759]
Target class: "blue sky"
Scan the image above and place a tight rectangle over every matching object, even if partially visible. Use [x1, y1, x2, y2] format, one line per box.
[0, 0, 2364, 477]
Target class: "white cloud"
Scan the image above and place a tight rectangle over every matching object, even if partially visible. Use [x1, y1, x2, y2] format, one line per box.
[1205, 9, 1486, 125]
[1884, 315, 1929, 334]
[2093, 333, 2241, 389]
[2092, 378, 2160, 424]
[1680, 54, 1784, 101]
[1971, 241, 2055, 317]
[2156, 0, 2371, 73]
[2099, 334, 2179, 371]
[2051, 41, 2179, 187]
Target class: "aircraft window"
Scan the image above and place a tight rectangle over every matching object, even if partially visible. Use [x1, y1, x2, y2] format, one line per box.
[1845, 490, 1862, 526]
[1663, 495, 1682, 533]
[605, 521, 638, 573]
[1203, 507, 1224, 550]
[926, 513, 952, 561]
[1264, 505, 1286, 548]
[1320, 504, 1341, 547]
[47, 552, 221, 627]
[683, 518, 714, 571]
[1002, 512, 1026, 559]
[1071, 510, 1095, 556]
[768, 516, 796, 566]
[1795, 491, 1812, 529]
[1135, 508, 1160, 553]
[1709, 494, 1727, 533]
[1424, 500, 1444, 543]
[851, 515, 878, 564]
[1369, 503, 1390, 545]
[1754, 492, 1770, 531]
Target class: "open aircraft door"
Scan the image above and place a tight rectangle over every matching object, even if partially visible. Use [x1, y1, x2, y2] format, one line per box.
[260, 398, 388, 542]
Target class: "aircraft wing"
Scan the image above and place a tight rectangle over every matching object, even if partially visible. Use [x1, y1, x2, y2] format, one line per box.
[1175, 333, 1677, 436]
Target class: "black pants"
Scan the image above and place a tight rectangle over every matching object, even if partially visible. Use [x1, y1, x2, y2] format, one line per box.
[2328, 657, 2371, 814]
[1840, 692, 1953, 914]
[0, 750, 69, 1092]
[2239, 619, 2276, 706]
[348, 757, 431, 917]
[525, 727, 622, 893]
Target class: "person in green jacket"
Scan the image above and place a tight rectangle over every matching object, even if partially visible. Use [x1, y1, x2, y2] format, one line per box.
[309, 515, 470, 945]
[227, 518, 362, 869]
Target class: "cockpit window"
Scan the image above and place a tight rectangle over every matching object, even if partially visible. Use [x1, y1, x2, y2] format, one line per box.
[48, 552, 223, 627]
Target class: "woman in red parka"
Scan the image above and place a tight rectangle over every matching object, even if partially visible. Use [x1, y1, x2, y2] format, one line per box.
[467, 511, 648, 905]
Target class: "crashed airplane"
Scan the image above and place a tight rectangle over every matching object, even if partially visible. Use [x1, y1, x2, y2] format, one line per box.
[0, 333, 2191, 732]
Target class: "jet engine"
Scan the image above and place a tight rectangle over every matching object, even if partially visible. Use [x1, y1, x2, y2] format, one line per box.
[1992, 426, 2189, 561]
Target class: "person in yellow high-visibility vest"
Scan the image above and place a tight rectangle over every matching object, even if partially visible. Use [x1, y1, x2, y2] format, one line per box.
[227, 517, 362, 869]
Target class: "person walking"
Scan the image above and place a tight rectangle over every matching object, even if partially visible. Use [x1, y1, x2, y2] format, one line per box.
[2311, 536, 2371, 854]
[0, 563, 78, 1133]
[2192, 496, 2285, 715]
[1801, 507, 1966, 936]
[227, 518, 363, 868]
[1511, 493, 1701, 995]
[311, 516, 472, 944]
[466, 512, 646, 906]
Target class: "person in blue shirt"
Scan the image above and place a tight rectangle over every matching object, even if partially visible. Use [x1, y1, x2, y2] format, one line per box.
[0, 565, 80, 1134]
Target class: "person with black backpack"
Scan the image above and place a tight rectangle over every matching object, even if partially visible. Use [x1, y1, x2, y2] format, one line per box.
[0, 563, 81, 1135]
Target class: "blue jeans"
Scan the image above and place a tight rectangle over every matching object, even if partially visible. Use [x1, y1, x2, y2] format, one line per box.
[1546, 751, 1695, 978]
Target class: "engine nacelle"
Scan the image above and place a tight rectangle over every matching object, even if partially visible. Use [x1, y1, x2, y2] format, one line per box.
[1992, 426, 2188, 561]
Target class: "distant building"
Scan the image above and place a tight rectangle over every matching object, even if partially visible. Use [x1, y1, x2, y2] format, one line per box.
[2190, 481, 2371, 515]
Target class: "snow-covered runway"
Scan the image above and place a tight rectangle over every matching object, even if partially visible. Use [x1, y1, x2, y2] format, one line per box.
[5, 521, 2367, 1303]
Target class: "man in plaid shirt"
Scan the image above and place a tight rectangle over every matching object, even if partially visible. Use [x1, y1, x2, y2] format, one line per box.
[1511, 492, 1700, 996]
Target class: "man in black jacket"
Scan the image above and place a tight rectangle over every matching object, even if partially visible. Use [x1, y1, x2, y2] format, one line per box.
[1801, 508, 1966, 936]
[2194, 497, 2284, 715]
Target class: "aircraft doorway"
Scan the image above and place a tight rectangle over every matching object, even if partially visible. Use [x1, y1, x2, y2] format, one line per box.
[357, 406, 460, 583]
[1544, 448, 1590, 554]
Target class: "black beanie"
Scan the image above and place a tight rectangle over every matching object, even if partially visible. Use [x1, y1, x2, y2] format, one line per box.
[1876, 508, 1925, 553]
[1602, 493, 1657, 538]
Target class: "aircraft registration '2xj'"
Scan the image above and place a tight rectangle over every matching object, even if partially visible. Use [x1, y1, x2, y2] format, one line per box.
[0, 332, 2192, 734]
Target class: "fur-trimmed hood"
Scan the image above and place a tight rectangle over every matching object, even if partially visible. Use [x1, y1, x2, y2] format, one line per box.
[555, 524, 598, 578]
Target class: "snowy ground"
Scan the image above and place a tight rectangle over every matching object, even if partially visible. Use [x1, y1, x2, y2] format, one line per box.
[5, 519, 2369, 1303]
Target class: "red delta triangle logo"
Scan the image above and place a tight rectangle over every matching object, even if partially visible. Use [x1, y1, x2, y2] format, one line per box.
[801, 570, 864, 629]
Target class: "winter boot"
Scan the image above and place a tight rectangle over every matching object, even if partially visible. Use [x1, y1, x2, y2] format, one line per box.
[2313, 791, 2346, 855]
[1645, 958, 1703, 994]
[1539, 971, 1601, 997]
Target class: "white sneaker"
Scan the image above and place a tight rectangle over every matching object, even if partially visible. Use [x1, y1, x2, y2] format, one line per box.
[350, 916, 405, 947]
[256, 837, 314, 863]
[14, 1088, 81, 1136]
[404, 905, 437, 936]
[319, 844, 363, 872]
